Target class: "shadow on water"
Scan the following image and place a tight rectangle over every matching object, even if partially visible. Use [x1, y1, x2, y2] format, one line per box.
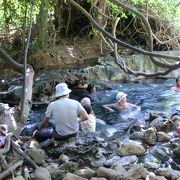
[21, 79, 180, 136]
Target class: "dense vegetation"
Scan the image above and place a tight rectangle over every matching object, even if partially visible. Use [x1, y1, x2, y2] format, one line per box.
[0, 0, 180, 61]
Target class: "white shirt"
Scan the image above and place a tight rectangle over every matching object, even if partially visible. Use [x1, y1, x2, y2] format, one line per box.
[81, 114, 96, 133]
[45, 98, 84, 136]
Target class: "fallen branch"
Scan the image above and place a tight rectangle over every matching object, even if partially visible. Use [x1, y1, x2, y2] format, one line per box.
[0, 160, 23, 180]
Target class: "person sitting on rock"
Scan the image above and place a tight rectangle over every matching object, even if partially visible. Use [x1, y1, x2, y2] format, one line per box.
[171, 76, 180, 92]
[33, 83, 89, 142]
[85, 83, 97, 102]
[79, 98, 96, 133]
[102, 92, 141, 113]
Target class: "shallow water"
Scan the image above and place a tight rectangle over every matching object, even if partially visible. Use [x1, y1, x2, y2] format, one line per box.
[22, 79, 180, 135]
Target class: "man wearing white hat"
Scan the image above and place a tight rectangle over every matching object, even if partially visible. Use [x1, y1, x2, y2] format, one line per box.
[33, 83, 89, 142]
[102, 91, 140, 113]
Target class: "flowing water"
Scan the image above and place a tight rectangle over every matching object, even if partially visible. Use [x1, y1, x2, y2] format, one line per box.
[21, 78, 180, 135]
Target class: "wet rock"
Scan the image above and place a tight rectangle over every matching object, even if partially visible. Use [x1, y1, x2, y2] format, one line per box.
[90, 178, 107, 180]
[155, 168, 180, 179]
[129, 131, 144, 140]
[103, 156, 121, 167]
[91, 151, 106, 168]
[146, 172, 168, 180]
[118, 141, 145, 156]
[144, 162, 160, 170]
[110, 155, 138, 168]
[63, 173, 88, 180]
[124, 164, 149, 180]
[58, 155, 70, 164]
[97, 166, 126, 180]
[143, 127, 157, 145]
[171, 115, 180, 128]
[27, 148, 46, 166]
[149, 117, 173, 132]
[75, 167, 96, 179]
[59, 161, 79, 173]
[30, 167, 51, 180]
[46, 147, 64, 158]
[157, 132, 171, 142]
[149, 147, 169, 162]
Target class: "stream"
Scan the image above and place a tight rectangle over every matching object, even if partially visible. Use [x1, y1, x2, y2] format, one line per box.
[21, 78, 180, 136]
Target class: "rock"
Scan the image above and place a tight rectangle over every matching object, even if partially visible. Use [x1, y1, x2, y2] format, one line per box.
[58, 155, 70, 164]
[143, 127, 157, 145]
[90, 178, 107, 180]
[111, 155, 138, 168]
[75, 167, 96, 179]
[27, 148, 46, 165]
[118, 141, 145, 156]
[149, 147, 169, 162]
[157, 132, 171, 142]
[59, 161, 79, 173]
[171, 115, 180, 128]
[27, 139, 40, 149]
[103, 156, 121, 167]
[156, 168, 180, 179]
[13, 176, 25, 180]
[124, 164, 149, 180]
[30, 167, 51, 180]
[146, 172, 168, 180]
[97, 167, 126, 180]
[63, 173, 88, 180]
[91, 152, 106, 168]
[129, 131, 144, 140]
[173, 145, 180, 156]
[144, 162, 160, 170]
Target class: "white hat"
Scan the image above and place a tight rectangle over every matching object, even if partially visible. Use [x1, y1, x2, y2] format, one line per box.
[116, 92, 127, 103]
[81, 97, 91, 106]
[55, 83, 71, 97]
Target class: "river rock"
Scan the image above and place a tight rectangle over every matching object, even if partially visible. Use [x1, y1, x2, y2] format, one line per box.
[59, 161, 79, 173]
[144, 162, 160, 170]
[63, 173, 88, 180]
[75, 167, 96, 179]
[91, 151, 106, 168]
[30, 167, 51, 180]
[155, 168, 180, 179]
[118, 141, 145, 156]
[129, 131, 144, 140]
[27, 148, 46, 165]
[13, 176, 25, 180]
[149, 147, 169, 162]
[157, 132, 171, 142]
[171, 115, 180, 127]
[146, 172, 168, 180]
[90, 178, 107, 180]
[143, 127, 157, 145]
[173, 145, 180, 156]
[111, 155, 138, 168]
[58, 155, 70, 164]
[27, 139, 40, 149]
[103, 156, 121, 167]
[124, 164, 149, 180]
[97, 166, 126, 180]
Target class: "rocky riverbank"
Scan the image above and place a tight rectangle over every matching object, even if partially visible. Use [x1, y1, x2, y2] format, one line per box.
[0, 104, 180, 179]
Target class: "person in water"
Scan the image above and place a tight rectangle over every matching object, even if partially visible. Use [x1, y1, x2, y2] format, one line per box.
[85, 83, 97, 102]
[102, 92, 141, 113]
[171, 76, 180, 92]
[33, 83, 89, 142]
[80, 102, 96, 133]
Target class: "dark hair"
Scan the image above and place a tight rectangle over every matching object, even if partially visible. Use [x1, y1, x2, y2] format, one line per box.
[176, 76, 180, 83]
[86, 83, 95, 93]
[83, 104, 92, 114]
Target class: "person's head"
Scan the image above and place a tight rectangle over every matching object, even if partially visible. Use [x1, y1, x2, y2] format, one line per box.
[55, 83, 71, 98]
[176, 76, 180, 87]
[116, 92, 127, 105]
[86, 83, 96, 93]
[81, 97, 91, 106]
[83, 104, 92, 114]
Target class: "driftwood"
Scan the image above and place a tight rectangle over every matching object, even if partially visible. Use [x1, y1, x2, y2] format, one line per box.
[0, 160, 23, 179]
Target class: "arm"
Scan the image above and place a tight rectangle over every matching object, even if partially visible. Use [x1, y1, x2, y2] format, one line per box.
[128, 103, 141, 111]
[79, 109, 89, 122]
[38, 116, 49, 130]
[102, 103, 115, 112]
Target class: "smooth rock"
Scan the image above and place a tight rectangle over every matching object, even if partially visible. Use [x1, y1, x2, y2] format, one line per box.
[63, 173, 88, 180]
[157, 132, 171, 142]
[75, 167, 96, 179]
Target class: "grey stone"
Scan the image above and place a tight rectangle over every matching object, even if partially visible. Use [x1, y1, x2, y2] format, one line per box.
[143, 127, 157, 145]
[157, 132, 171, 142]
[63, 173, 88, 180]
[75, 167, 96, 179]
[144, 162, 160, 170]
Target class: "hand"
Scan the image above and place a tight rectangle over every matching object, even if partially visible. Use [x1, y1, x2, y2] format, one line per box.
[32, 129, 39, 138]
[109, 109, 115, 113]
